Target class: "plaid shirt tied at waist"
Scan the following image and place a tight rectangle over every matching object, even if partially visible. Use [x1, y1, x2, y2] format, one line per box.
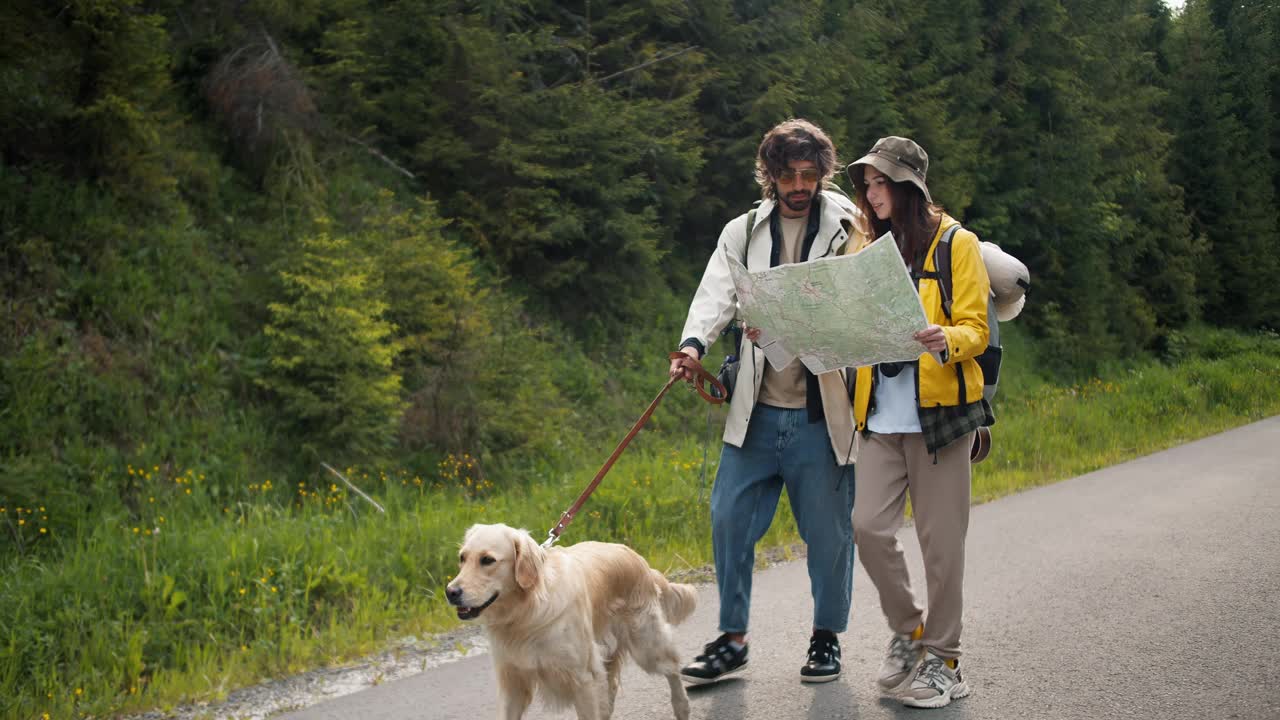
[918, 399, 994, 455]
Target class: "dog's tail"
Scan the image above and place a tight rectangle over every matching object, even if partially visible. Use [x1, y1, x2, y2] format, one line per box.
[653, 569, 697, 625]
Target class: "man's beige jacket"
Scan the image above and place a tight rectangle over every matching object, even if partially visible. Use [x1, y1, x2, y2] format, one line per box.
[679, 189, 863, 464]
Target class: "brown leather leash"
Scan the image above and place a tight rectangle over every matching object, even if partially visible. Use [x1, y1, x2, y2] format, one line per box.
[541, 352, 727, 548]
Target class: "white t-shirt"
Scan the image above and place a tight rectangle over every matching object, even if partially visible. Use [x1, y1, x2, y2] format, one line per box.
[867, 365, 922, 433]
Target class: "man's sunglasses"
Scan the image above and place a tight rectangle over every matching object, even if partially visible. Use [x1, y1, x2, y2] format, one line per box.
[775, 168, 821, 184]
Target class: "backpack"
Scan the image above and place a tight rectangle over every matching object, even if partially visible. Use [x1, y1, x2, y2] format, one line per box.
[709, 207, 757, 402]
[920, 223, 1030, 404]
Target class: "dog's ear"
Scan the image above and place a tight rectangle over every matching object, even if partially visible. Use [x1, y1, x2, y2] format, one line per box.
[512, 528, 543, 591]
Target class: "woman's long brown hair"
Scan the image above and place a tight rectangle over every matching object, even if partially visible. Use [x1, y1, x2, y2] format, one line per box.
[853, 175, 942, 273]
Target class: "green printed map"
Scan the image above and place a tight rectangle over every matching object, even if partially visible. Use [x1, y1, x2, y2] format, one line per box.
[727, 235, 928, 374]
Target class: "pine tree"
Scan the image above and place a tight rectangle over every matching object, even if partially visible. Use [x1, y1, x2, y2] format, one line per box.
[304, 0, 711, 327]
[260, 217, 403, 460]
[1066, 0, 1201, 339]
[1168, 0, 1280, 329]
[847, 0, 996, 216]
[0, 1, 176, 198]
[968, 0, 1128, 364]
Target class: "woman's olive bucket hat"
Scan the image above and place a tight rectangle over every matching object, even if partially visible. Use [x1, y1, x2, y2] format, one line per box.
[847, 136, 932, 204]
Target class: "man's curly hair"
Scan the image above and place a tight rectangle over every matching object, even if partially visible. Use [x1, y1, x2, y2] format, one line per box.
[754, 119, 838, 200]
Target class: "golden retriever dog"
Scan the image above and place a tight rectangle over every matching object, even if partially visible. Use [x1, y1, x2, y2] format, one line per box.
[445, 523, 698, 719]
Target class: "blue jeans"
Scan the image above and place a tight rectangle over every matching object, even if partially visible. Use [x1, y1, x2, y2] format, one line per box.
[711, 404, 855, 634]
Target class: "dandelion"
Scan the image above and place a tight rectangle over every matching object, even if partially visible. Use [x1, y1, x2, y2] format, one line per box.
[75, 688, 83, 696]
[239, 588, 247, 595]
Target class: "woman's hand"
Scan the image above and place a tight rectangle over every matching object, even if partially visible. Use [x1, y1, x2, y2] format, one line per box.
[913, 324, 947, 353]
[744, 325, 762, 343]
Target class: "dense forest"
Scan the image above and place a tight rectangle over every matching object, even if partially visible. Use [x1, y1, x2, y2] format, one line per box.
[2, 0, 1277, 526]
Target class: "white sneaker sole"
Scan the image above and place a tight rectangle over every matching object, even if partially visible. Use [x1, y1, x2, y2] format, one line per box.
[800, 670, 841, 683]
[682, 662, 747, 686]
[901, 680, 971, 708]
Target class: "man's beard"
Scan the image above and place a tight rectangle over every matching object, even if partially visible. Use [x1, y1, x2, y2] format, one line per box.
[781, 189, 812, 214]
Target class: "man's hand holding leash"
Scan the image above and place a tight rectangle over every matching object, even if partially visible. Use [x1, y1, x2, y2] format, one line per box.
[669, 346, 702, 381]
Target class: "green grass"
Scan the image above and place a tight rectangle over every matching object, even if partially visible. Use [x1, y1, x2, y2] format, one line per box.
[971, 325, 1280, 503]
[3, 325, 1280, 719]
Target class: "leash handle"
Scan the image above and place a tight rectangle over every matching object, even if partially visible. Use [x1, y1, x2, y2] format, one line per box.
[668, 351, 728, 405]
[541, 354, 726, 548]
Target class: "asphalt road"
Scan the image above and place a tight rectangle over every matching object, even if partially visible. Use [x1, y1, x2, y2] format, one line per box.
[278, 416, 1280, 720]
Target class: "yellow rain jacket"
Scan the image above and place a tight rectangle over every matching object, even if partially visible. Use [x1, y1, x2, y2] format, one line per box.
[849, 215, 991, 431]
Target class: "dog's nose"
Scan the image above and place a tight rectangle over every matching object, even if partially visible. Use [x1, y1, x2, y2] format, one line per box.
[445, 585, 463, 605]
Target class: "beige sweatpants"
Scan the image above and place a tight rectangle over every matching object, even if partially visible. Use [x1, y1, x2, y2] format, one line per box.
[853, 431, 972, 659]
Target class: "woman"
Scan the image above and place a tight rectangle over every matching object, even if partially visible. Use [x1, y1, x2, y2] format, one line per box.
[845, 136, 991, 709]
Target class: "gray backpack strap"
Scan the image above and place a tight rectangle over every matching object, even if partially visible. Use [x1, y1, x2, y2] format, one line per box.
[931, 224, 962, 319]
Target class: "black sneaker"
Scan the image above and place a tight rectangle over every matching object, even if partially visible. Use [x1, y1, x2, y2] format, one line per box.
[681, 634, 748, 685]
[800, 630, 841, 683]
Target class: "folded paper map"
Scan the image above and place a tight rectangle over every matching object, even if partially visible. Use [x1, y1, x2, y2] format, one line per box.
[726, 233, 928, 374]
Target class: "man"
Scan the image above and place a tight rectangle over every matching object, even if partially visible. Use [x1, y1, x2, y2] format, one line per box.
[669, 118, 862, 684]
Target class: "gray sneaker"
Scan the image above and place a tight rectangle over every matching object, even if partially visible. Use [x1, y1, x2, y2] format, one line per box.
[876, 631, 923, 693]
[902, 651, 971, 708]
